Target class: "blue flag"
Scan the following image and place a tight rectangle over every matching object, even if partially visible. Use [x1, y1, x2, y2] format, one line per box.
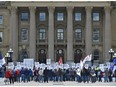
[113, 57, 116, 65]
[0, 52, 2, 60]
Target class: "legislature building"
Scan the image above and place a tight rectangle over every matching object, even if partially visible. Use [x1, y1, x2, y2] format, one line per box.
[0, 1, 116, 64]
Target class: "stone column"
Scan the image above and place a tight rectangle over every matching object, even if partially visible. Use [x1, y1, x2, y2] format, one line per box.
[104, 7, 111, 62]
[48, 7, 55, 62]
[67, 6, 73, 62]
[85, 7, 92, 55]
[29, 7, 36, 59]
[9, 7, 18, 62]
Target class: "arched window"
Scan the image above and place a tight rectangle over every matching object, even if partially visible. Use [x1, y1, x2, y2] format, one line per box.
[93, 49, 99, 60]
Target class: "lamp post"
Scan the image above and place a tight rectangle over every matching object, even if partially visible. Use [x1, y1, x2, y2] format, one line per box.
[8, 48, 13, 62]
[5, 53, 10, 64]
[109, 48, 114, 62]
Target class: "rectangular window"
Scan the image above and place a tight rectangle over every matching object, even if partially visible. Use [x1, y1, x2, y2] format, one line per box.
[21, 12, 29, 21]
[0, 32, 3, 42]
[75, 13, 81, 21]
[39, 29, 46, 40]
[75, 29, 82, 42]
[39, 12, 46, 21]
[21, 29, 28, 41]
[57, 29, 64, 40]
[93, 13, 99, 21]
[0, 16, 3, 24]
[57, 13, 64, 21]
[93, 29, 100, 42]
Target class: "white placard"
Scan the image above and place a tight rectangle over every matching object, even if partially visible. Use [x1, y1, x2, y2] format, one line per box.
[75, 63, 80, 68]
[71, 63, 75, 68]
[99, 64, 104, 67]
[63, 64, 69, 69]
[23, 59, 34, 69]
[46, 59, 51, 65]
[20, 62, 26, 68]
[84, 64, 89, 69]
[35, 62, 39, 65]
[16, 62, 20, 66]
[8, 62, 14, 66]
[99, 64, 105, 72]
[15, 65, 21, 70]
[35, 62, 39, 68]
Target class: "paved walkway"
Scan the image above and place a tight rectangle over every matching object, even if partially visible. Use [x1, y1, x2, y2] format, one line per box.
[0, 78, 116, 86]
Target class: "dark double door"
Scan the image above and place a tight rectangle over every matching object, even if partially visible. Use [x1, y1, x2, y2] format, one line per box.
[74, 49, 82, 63]
[38, 49, 46, 64]
[56, 49, 64, 63]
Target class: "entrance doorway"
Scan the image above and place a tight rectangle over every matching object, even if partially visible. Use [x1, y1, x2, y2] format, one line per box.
[74, 49, 82, 63]
[56, 49, 64, 63]
[38, 49, 46, 64]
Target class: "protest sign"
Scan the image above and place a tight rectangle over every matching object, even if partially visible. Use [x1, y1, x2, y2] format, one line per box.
[75, 63, 80, 68]
[8, 62, 14, 69]
[20, 62, 26, 68]
[46, 59, 51, 65]
[23, 59, 34, 69]
[84, 64, 89, 69]
[16, 62, 20, 66]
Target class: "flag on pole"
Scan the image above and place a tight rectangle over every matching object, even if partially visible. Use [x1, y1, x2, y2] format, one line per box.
[2, 57, 6, 65]
[83, 54, 92, 64]
[0, 52, 6, 65]
[113, 58, 116, 65]
[58, 57, 63, 65]
[80, 60, 84, 70]
[0, 52, 2, 60]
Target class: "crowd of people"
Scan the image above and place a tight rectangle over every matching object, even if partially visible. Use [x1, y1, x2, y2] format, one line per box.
[0, 64, 116, 84]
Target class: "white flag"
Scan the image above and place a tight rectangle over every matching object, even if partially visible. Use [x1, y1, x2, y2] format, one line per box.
[83, 54, 92, 64]
[80, 60, 84, 70]
[2, 57, 6, 65]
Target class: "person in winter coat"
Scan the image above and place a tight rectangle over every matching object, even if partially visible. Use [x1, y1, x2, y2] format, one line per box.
[5, 68, 14, 84]
[108, 69, 112, 82]
[104, 68, 109, 82]
[114, 69, 116, 82]
[29, 69, 33, 81]
[39, 68, 44, 83]
[90, 68, 96, 83]
[43, 67, 48, 83]
[97, 69, 102, 82]
[20, 67, 25, 82]
[5, 68, 10, 79]
[16, 69, 21, 82]
[76, 67, 81, 82]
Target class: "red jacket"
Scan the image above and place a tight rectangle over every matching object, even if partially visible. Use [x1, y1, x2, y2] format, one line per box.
[5, 70, 12, 78]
